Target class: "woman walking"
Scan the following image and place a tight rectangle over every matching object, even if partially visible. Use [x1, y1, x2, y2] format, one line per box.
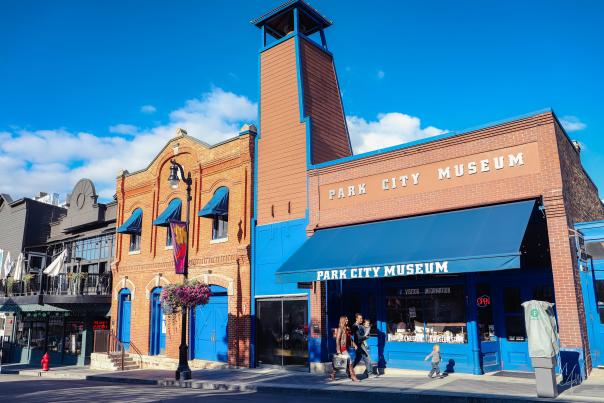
[330, 315, 360, 382]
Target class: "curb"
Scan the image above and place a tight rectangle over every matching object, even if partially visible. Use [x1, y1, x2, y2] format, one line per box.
[86, 375, 159, 385]
[82, 375, 581, 403]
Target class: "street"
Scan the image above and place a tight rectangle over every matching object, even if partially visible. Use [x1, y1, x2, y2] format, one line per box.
[0, 375, 370, 403]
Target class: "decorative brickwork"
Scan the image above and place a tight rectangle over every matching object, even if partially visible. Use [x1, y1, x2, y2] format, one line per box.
[112, 130, 254, 367]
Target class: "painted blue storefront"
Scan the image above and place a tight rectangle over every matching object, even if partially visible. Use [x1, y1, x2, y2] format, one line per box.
[576, 221, 604, 368]
[253, 199, 556, 374]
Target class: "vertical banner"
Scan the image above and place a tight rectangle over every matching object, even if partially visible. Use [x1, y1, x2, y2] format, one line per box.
[169, 220, 188, 274]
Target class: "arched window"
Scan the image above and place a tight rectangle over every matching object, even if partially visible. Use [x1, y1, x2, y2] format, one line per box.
[152, 198, 182, 249]
[116, 208, 143, 253]
[198, 187, 229, 241]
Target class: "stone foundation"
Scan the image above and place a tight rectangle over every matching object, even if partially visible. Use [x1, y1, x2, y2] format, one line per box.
[90, 352, 234, 372]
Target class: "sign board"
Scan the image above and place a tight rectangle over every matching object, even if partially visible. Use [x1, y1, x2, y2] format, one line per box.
[320, 143, 540, 210]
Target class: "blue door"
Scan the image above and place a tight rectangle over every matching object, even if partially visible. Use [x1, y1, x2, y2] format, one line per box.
[118, 289, 132, 350]
[191, 286, 228, 362]
[149, 288, 166, 355]
[476, 283, 501, 372]
[582, 261, 604, 367]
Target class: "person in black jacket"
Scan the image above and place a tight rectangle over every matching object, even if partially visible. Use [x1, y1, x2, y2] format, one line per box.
[351, 313, 373, 378]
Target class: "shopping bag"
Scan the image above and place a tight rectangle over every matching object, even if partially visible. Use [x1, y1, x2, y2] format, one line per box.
[332, 354, 347, 370]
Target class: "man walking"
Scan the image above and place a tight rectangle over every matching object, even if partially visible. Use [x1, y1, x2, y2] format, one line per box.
[352, 313, 373, 378]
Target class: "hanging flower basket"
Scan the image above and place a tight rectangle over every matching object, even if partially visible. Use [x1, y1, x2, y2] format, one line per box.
[160, 280, 211, 315]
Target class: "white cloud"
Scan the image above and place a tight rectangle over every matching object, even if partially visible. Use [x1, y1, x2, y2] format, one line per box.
[0, 88, 257, 200]
[109, 124, 139, 135]
[140, 104, 157, 114]
[347, 112, 447, 154]
[377, 70, 385, 79]
[560, 115, 586, 132]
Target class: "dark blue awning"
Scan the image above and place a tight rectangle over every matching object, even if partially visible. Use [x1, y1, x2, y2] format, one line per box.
[198, 187, 229, 217]
[116, 208, 142, 234]
[276, 200, 536, 283]
[153, 199, 182, 227]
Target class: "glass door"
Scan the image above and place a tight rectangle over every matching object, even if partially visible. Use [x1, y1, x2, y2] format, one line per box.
[477, 283, 501, 372]
[256, 298, 308, 368]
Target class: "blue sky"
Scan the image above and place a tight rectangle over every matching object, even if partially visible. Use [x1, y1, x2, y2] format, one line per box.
[1, 0, 603, 199]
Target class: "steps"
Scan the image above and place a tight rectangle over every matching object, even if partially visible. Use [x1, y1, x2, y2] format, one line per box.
[90, 352, 140, 371]
[108, 352, 140, 371]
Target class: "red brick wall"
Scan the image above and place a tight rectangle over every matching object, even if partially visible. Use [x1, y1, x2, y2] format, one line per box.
[553, 121, 604, 369]
[112, 132, 254, 367]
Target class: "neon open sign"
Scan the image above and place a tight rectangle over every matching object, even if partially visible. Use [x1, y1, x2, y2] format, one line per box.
[477, 295, 491, 307]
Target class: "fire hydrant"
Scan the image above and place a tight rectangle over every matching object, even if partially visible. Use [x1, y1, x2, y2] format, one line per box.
[41, 352, 49, 371]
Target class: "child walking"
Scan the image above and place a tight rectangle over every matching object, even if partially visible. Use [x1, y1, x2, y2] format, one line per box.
[424, 344, 443, 378]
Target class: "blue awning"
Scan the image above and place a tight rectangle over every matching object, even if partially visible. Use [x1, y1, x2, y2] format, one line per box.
[116, 208, 142, 234]
[198, 187, 229, 217]
[276, 200, 536, 283]
[153, 199, 182, 227]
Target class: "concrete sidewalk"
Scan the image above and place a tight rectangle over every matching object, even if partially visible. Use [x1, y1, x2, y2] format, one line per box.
[2, 363, 604, 402]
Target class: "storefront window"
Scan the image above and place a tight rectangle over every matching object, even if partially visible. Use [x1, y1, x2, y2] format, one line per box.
[534, 285, 555, 303]
[595, 280, 604, 324]
[30, 321, 47, 349]
[504, 287, 525, 341]
[386, 285, 467, 343]
[503, 288, 522, 313]
[64, 320, 84, 355]
[16, 321, 30, 346]
[47, 316, 64, 353]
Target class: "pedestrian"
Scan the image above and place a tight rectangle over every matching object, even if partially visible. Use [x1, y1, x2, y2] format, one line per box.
[330, 315, 360, 382]
[352, 313, 373, 378]
[424, 344, 444, 378]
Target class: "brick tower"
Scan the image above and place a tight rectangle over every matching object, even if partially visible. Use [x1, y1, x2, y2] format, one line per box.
[251, 1, 351, 368]
[253, 0, 352, 226]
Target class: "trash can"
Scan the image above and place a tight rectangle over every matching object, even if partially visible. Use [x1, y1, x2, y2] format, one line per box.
[522, 300, 560, 399]
[531, 356, 558, 398]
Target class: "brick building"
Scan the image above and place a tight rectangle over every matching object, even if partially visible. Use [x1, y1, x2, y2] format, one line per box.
[251, 1, 604, 378]
[110, 127, 254, 369]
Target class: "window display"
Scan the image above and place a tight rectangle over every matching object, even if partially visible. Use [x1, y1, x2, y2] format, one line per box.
[64, 320, 84, 355]
[30, 321, 47, 349]
[386, 285, 467, 343]
[47, 316, 64, 353]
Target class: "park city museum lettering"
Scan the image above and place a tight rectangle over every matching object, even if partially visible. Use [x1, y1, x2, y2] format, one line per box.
[321, 143, 539, 209]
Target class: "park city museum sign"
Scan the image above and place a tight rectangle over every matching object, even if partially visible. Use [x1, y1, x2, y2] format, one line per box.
[320, 143, 540, 209]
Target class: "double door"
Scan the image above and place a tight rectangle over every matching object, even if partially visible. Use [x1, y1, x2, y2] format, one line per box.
[477, 278, 554, 373]
[256, 297, 308, 368]
[191, 293, 228, 362]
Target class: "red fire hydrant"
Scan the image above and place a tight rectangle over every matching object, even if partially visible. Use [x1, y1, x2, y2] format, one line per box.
[41, 352, 49, 371]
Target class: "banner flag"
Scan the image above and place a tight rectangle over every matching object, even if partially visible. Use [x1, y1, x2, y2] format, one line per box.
[169, 220, 188, 274]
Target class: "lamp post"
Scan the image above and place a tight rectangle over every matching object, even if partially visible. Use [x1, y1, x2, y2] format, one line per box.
[167, 159, 193, 381]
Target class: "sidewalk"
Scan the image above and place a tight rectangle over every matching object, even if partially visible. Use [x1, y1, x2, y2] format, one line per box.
[2, 363, 604, 402]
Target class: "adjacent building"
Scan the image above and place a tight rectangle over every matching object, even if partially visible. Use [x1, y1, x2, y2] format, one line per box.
[0, 179, 115, 366]
[250, 0, 604, 379]
[110, 127, 254, 369]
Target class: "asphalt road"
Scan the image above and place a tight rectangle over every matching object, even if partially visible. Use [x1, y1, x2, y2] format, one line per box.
[0, 375, 364, 403]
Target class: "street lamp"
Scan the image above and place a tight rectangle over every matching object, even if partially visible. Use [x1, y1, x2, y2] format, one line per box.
[168, 159, 193, 381]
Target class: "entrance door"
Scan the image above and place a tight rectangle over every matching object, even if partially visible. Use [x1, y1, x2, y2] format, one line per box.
[149, 288, 166, 355]
[582, 265, 604, 367]
[191, 286, 228, 362]
[256, 297, 308, 368]
[499, 286, 531, 371]
[118, 289, 131, 350]
[477, 283, 501, 372]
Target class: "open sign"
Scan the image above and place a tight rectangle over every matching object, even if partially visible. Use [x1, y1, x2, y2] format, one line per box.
[477, 295, 491, 307]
